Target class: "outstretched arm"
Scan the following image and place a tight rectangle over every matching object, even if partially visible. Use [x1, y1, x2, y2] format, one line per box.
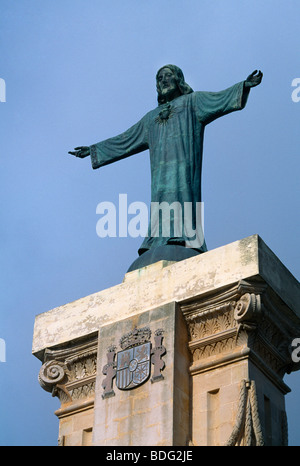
[194, 70, 263, 125]
[68, 115, 149, 169]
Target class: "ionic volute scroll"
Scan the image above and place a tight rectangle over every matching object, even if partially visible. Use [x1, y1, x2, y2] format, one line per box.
[38, 360, 71, 400]
[234, 293, 262, 341]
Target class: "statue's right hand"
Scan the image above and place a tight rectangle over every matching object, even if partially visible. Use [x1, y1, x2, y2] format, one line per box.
[68, 146, 90, 158]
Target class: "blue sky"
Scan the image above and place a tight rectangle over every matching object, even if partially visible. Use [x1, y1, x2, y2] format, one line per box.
[0, 1, 299, 446]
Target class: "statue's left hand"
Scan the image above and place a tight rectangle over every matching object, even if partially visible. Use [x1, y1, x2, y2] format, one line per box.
[68, 146, 90, 158]
[245, 70, 263, 88]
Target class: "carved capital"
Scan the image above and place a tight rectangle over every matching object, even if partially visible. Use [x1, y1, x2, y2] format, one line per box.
[38, 335, 98, 405]
[38, 360, 69, 395]
[181, 279, 299, 385]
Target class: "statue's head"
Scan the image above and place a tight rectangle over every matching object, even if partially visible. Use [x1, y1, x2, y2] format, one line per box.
[156, 64, 193, 105]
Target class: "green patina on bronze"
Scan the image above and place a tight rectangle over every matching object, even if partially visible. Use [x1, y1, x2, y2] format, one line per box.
[69, 65, 262, 270]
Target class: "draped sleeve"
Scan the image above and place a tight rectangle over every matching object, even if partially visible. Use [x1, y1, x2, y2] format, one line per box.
[193, 81, 250, 125]
[89, 115, 149, 169]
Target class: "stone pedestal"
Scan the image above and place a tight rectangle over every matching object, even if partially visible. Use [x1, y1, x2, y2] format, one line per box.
[32, 235, 300, 446]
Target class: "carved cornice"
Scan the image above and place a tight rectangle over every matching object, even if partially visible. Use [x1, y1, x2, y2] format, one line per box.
[38, 334, 98, 407]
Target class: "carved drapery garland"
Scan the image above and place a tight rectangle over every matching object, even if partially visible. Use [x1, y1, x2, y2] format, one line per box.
[224, 379, 264, 446]
[224, 378, 288, 446]
[38, 335, 98, 404]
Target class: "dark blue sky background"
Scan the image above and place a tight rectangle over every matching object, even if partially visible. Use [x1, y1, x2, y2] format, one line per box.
[0, 1, 299, 446]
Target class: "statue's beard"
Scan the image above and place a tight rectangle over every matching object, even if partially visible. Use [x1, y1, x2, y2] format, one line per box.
[158, 86, 181, 103]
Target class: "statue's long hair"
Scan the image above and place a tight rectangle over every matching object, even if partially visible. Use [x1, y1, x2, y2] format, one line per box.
[156, 64, 194, 105]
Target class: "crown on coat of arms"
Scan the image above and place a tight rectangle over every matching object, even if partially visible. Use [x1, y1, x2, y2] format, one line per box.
[119, 326, 152, 350]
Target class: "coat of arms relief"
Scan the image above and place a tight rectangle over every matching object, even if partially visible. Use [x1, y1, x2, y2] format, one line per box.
[101, 326, 166, 399]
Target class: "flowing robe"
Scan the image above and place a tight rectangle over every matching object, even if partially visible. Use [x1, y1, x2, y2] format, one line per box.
[90, 81, 249, 255]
